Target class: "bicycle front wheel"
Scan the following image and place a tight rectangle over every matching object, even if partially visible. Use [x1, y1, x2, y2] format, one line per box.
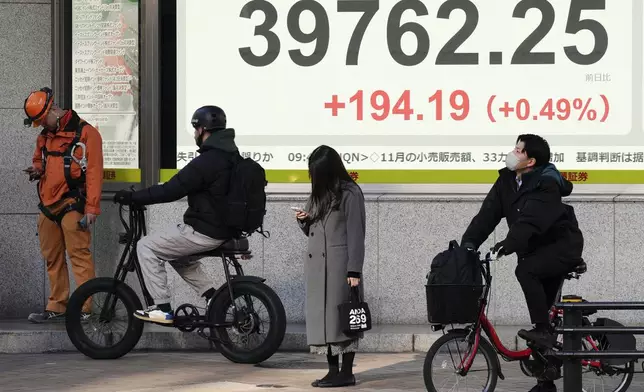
[65, 277, 144, 359]
[424, 330, 499, 392]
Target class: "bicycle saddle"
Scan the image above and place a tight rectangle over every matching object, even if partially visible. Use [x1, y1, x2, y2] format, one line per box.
[193, 237, 251, 257]
[219, 237, 250, 252]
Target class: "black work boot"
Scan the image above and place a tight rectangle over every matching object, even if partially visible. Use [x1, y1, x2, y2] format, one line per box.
[529, 380, 557, 392]
[27, 310, 65, 323]
[519, 325, 557, 348]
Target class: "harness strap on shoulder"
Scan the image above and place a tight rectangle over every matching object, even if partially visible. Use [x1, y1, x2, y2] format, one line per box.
[64, 122, 87, 191]
[41, 121, 88, 180]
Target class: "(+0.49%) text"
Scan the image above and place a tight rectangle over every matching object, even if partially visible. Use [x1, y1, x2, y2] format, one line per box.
[323, 90, 610, 123]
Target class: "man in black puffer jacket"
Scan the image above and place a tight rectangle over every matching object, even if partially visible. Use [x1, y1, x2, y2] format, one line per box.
[113, 105, 240, 325]
[461, 134, 584, 392]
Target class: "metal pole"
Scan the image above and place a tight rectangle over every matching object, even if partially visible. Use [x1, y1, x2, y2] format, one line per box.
[562, 307, 583, 392]
[140, 0, 161, 188]
[51, 0, 73, 108]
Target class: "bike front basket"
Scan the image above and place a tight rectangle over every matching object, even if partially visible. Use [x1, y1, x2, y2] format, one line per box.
[425, 283, 484, 324]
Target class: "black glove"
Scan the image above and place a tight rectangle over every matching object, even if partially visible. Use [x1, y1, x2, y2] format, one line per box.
[493, 240, 510, 256]
[113, 190, 134, 205]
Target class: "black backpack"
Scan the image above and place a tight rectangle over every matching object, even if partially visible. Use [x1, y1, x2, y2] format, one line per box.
[427, 240, 483, 286]
[425, 240, 484, 324]
[226, 154, 269, 238]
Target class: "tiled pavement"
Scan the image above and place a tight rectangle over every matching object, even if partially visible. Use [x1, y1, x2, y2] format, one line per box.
[1, 351, 642, 391]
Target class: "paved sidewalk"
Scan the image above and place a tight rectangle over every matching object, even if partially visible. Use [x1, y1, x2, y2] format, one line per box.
[0, 321, 529, 354]
[1, 351, 641, 391]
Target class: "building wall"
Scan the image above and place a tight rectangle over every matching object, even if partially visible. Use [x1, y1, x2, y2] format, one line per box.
[0, 0, 52, 318]
[89, 195, 644, 327]
[1, 1, 643, 327]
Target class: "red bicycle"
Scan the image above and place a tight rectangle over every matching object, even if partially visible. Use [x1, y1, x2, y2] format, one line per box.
[423, 251, 635, 392]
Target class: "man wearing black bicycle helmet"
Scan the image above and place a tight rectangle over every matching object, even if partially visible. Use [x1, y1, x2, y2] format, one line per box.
[113, 105, 239, 324]
[461, 134, 584, 392]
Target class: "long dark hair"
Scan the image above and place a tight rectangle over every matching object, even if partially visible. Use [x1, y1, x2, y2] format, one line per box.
[307, 145, 355, 222]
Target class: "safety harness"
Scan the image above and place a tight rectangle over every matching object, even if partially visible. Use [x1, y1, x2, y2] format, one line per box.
[37, 120, 89, 224]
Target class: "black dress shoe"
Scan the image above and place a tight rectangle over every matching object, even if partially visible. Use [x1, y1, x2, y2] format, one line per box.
[317, 373, 356, 388]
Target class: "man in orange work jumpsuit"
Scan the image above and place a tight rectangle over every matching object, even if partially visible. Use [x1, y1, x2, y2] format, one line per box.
[22, 87, 104, 323]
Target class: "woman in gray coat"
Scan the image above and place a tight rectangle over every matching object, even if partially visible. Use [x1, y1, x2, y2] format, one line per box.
[294, 145, 366, 388]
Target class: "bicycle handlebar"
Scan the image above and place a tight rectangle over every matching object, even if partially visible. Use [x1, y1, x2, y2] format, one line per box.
[117, 203, 147, 237]
[471, 249, 498, 265]
[484, 250, 502, 263]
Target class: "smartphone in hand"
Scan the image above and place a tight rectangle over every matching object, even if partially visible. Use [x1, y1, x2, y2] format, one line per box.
[78, 215, 88, 230]
[24, 167, 41, 181]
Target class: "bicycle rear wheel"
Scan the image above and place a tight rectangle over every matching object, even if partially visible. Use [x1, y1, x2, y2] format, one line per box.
[549, 317, 634, 392]
[570, 338, 634, 392]
[209, 281, 286, 364]
[423, 330, 499, 392]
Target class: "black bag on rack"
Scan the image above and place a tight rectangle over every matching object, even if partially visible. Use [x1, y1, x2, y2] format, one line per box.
[338, 285, 372, 335]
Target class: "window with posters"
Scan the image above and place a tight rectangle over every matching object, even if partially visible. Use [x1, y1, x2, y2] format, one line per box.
[71, 0, 140, 183]
[165, 0, 644, 185]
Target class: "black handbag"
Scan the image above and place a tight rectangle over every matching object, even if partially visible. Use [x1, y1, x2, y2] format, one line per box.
[338, 285, 372, 335]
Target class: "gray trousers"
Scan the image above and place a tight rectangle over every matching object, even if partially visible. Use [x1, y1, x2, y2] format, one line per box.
[136, 223, 225, 304]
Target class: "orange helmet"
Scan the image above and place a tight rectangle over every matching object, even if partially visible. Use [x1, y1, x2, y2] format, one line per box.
[23, 87, 54, 128]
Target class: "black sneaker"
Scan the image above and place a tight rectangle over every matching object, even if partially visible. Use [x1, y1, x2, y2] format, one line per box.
[519, 328, 557, 348]
[27, 310, 65, 323]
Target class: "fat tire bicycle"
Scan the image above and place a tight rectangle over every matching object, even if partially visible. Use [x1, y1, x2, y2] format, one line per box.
[65, 203, 287, 364]
[423, 251, 636, 392]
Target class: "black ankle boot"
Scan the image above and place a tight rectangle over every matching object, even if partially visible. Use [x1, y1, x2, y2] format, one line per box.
[312, 352, 339, 387]
[311, 368, 339, 387]
[318, 352, 357, 388]
[317, 373, 356, 388]
[341, 352, 355, 375]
